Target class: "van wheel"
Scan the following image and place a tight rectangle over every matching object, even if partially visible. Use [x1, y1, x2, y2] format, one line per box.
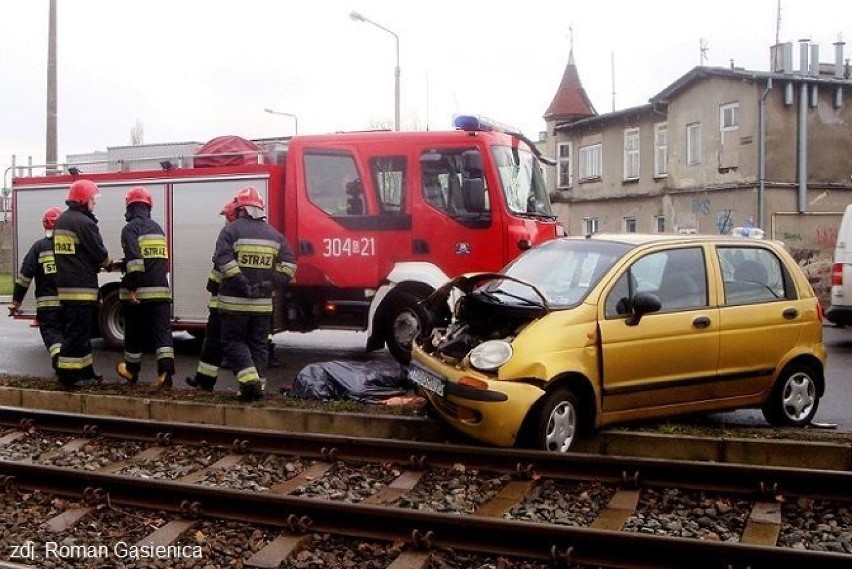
[536, 388, 581, 452]
[762, 363, 820, 427]
[384, 292, 428, 364]
[98, 288, 124, 350]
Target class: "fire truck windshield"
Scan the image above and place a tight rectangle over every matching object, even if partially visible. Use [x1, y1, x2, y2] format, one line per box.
[490, 145, 554, 219]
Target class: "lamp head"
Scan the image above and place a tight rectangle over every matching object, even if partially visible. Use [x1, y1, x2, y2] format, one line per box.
[349, 11, 365, 22]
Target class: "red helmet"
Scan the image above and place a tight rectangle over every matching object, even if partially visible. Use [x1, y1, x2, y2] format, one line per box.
[66, 179, 100, 203]
[42, 206, 62, 230]
[233, 186, 264, 210]
[220, 200, 238, 223]
[125, 186, 153, 207]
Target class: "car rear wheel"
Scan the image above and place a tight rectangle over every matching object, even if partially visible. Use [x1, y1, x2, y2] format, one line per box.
[536, 388, 580, 452]
[761, 363, 820, 427]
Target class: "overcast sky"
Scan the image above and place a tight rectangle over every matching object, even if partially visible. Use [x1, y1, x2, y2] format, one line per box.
[2, 0, 850, 184]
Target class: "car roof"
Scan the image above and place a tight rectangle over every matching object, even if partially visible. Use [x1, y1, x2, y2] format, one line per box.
[563, 233, 776, 247]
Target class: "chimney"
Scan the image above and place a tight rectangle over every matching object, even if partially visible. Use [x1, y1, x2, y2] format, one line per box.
[809, 43, 820, 76]
[799, 39, 810, 74]
[835, 36, 846, 78]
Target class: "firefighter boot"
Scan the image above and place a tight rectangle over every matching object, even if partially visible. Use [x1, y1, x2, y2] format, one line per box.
[185, 375, 215, 392]
[154, 372, 174, 390]
[116, 363, 139, 385]
[238, 379, 265, 402]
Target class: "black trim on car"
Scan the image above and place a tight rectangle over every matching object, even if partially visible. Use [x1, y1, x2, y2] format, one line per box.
[445, 382, 509, 402]
[602, 368, 774, 396]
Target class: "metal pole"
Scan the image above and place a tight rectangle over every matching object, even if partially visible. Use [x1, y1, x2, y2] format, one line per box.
[350, 12, 400, 131]
[46, 0, 57, 174]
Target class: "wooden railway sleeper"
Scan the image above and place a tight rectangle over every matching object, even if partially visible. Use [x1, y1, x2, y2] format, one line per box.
[285, 513, 313, 533]
[232, 439, 250, 453]
[155, 431, 173, 446]
[550, 544, 578, 568]
[82, 424, 100, 437]
[515, 462, 537, 480]
[410, 529, 435, 550]
[179, 500, 203, 518]
[409, 454, 428, 469]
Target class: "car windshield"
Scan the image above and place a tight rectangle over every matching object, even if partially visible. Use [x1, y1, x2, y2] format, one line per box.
[490, 144, 554, 218]
[478, 239, 632, 307]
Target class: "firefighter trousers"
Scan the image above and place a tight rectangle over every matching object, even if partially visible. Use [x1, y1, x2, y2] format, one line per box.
[57, 302, 97, 384]
[190, 308, 223, 389]
[36, 307, 63, 367]
[122, 301, 175, 375]
[220, 311, 268, 385]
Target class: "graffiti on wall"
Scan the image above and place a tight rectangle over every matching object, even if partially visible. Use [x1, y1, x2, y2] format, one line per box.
[772, 212, 842, 307]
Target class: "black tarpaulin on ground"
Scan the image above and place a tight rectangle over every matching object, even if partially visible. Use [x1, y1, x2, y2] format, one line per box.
[287, 359, 413, 403]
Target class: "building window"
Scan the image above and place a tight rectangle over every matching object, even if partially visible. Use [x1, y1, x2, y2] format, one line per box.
[720, 103, 740, 131]
[653, 215, 666, 233]
[624, 217, 637, 233]
[579, 144, 602, 181]
[623, 128, 640, 180]
[557, 142, 572, 188]
[686, 122, 701, 165]
[583, 216, 599, 235]
[654, 122, 668, 177]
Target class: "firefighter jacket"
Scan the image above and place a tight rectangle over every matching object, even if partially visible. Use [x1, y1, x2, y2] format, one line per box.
[54, 204, 111, 303]
[119, 203, 171, 302]
[212, 216, 296, 314]
[13, 236, 60, 310]
[206, 266, 222, 310]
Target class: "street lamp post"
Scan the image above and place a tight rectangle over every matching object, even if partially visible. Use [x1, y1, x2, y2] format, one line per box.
[349, 11, 400, 131]
[263, 108, 298, 135]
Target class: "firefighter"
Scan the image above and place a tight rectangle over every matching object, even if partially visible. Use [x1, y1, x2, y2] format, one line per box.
[9, 206, 64, 369]
[115, 186, 175, 388]
[213, 186, 296, 401]
[185, 199, 237, 391]
[53, 179, 113, 387]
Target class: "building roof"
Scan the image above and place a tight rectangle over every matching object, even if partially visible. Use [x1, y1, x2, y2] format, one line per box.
[651, 65, 852, 104]
[543, 50, 597, 122]
[553, 103, 654, 133]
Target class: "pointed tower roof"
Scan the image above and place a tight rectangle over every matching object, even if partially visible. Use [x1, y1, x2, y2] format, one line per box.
[544, 49, 597, 122]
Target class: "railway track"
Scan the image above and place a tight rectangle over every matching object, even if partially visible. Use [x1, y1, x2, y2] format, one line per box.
[0, 406, 850, 568]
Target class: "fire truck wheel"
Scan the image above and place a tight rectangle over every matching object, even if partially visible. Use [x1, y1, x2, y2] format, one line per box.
[98, 288, 125, 350]
[385, 291, 429, 364]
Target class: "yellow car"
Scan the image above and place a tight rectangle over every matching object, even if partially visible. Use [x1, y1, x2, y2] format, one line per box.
[411, 234, 827, 452]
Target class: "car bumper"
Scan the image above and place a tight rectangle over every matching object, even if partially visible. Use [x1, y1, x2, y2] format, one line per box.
[826, 305, 852, 326]
[411, 349, 545, 447]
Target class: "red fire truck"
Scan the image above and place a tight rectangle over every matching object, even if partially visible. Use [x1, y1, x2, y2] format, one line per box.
[11, 117, 558, 362]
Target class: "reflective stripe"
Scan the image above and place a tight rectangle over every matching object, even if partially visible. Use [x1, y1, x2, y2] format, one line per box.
[236, 366, 260, 384]
[207, 297, 220, 309]
[235, 243, 279, 255]
[135, 287, 172, 300]
[38, 250, 55, 261]
[218, 295, 273, 314]
[57, 353, 93, 370]
[36, 296, 61, 309]
[57, 287, 98, 302]
[15, 275, 32, 287]
[208, 270, 222, 283]
[156, 347, 175, 360]
[275, 261, 297, 278]
[196, 361, 219, 378]
[221, 260, 240, 277]
[48, 343, 61, 357]
[124, 352, 143, 364]
[126, 259, 145, 273]
[235, 238, 280, 249]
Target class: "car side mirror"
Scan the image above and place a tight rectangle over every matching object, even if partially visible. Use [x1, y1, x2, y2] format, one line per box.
[625, 291, 662, 326]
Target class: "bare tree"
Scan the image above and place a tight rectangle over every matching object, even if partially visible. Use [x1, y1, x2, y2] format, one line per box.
[130, 120, 144, 146]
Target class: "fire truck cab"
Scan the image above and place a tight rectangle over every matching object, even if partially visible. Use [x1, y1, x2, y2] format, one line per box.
[11, 117, 558, 362]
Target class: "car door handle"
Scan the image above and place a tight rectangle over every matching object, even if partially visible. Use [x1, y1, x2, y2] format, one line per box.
[782, 308, 798, 320]
[692, 316, 711, 329]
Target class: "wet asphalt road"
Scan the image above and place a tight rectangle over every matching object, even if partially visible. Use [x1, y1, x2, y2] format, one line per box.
[0, 314, 849, 432]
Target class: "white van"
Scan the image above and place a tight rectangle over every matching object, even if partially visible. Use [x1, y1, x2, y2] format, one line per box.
[827, 204, 852, 327]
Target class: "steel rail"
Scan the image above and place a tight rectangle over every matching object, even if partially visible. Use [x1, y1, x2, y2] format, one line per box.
[2, 406, 851, 501]
[0, 460, 849, 569]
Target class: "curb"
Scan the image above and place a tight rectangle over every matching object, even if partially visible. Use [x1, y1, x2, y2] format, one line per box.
[2, 386, 849, 471]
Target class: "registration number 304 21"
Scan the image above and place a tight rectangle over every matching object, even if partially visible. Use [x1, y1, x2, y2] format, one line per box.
[408, 364, 445, 397]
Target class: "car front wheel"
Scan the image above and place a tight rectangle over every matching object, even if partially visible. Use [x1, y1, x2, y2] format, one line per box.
[536, 388, 580, 452]
[762, 363, 820, 427]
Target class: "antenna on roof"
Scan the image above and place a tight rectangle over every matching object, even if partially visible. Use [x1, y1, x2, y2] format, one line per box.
[775, 0, 782, 46]
[611, 52, 616, 112]
[699, 38, 709, 66]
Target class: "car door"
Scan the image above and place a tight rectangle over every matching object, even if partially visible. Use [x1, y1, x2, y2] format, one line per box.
[714, 244, 806, 396]
[598, 245, 720, 413]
